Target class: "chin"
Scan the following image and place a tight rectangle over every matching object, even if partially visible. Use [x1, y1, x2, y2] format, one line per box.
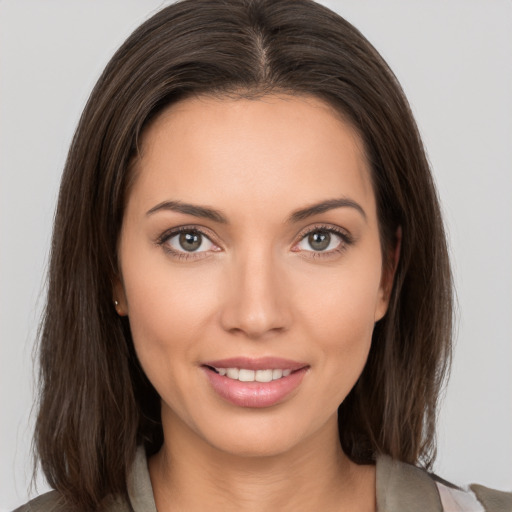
[207, 431, 304, 459]
[186, 408, 339, 461]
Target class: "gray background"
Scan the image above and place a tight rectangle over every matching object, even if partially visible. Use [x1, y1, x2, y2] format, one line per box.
[1, 1, 511, 509]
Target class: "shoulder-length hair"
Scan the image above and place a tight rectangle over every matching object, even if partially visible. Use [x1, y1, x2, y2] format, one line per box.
[35, 0, 452, 509]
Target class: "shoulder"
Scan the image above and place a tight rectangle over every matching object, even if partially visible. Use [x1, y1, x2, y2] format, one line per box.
[12, 491, 66, 512]
[376, 454, 512, 512]
[12, 490, 131, 512]
[470, 484, 512, 512]
[12, 447, 154, 512]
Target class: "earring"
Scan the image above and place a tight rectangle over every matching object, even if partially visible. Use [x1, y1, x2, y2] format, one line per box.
[114, 300, 119, 307]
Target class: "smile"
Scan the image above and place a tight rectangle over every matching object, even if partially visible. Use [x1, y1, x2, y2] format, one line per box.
[202, 357, 309, 408]
[210, 367, 292, 382]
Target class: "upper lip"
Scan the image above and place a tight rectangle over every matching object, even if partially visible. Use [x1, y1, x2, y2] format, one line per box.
[202, 357, 308, 371]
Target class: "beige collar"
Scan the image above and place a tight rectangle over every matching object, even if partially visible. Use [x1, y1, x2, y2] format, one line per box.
[127, 447, 444, 512]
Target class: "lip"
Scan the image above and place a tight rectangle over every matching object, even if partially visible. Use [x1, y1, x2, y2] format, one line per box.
[201, 357, 309, 408]
[202, 356, 307, 371]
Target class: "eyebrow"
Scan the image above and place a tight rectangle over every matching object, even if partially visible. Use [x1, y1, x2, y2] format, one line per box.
[146, 200, 228, 223]
[146, 197, 366, 224]
[288, 198, 367, 223]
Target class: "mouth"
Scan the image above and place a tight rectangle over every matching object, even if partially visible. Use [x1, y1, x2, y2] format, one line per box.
[201, 357, 309, 408]
[205, 366, 292, 382]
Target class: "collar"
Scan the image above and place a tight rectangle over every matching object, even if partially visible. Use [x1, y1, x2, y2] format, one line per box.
[127, 447, 443, 512]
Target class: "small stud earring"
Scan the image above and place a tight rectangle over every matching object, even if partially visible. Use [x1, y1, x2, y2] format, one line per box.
[114, 300, 122, 315]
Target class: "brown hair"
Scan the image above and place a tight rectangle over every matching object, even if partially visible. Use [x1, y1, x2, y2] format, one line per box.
[35, 0, 452, 509]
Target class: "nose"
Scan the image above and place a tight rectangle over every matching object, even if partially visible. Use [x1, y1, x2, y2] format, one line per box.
[219, 249, 291, 339]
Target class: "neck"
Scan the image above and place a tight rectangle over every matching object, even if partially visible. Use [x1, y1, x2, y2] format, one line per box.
[149, 410, 376, 512]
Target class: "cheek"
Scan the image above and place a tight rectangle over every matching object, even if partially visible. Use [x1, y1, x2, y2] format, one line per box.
[120, 249, 221, 392]
[295, 253, 383, 393]
[312, 285, 376, 375]
[298, 256, 383, 340]
[126, 268, 217, 334]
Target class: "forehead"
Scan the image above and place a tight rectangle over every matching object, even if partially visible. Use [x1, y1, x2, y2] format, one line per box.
[130, 94, 376, 223]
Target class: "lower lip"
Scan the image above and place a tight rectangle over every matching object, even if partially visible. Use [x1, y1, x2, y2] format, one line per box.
[202, 367, 308, 408]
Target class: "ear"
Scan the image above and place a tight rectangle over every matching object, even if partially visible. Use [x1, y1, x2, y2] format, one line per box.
[375, 226, 401, 322]
[112, 276, 128, 316]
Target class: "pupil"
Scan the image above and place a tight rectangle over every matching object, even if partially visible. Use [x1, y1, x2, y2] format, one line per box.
[308, 231, 330, 251]
[179, 232, 201, 251]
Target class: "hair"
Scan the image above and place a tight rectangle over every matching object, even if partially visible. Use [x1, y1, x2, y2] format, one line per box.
[34, 0, 452, 509]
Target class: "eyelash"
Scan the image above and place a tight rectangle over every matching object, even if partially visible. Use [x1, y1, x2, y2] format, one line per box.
[156, 224, 354, 261]
[293, 224, 354, 259]
[156, 225, 219, 261]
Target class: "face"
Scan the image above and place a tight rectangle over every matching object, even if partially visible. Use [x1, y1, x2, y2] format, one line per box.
[115, 94, 392, 457]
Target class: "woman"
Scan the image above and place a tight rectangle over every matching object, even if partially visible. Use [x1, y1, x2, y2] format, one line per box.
[13, 0, 511, 511]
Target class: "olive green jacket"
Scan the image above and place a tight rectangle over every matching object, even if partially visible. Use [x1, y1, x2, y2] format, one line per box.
[14, 448, 512, 511]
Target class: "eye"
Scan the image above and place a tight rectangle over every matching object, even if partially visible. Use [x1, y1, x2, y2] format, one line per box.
[156, 226, 221, 261]
[164, 229, 217, 254]
[295, 227, 350, 254]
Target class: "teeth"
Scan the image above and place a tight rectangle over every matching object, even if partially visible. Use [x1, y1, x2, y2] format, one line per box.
[272, 369, 283, 380]
[226, 368, 239, 379]
[239, 369, 255, 382]
[214, 367, 294, 382]
[255, 369, 273, 382]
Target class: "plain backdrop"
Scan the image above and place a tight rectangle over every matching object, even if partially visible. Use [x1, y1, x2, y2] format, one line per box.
[1, 1, 511, 509]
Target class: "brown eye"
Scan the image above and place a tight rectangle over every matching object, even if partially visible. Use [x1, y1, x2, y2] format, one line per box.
[179, 231, 202, 251]
[166, 230, 215, 253]
[296, 228, 345, 253]
[308, 231, 331, 251]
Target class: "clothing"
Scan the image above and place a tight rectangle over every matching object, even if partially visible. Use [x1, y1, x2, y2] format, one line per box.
[14, 448, 512, 512]
[376, 455, 512, 511]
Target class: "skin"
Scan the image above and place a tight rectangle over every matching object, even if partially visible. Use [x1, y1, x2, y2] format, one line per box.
[115, 94, 396, 511]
